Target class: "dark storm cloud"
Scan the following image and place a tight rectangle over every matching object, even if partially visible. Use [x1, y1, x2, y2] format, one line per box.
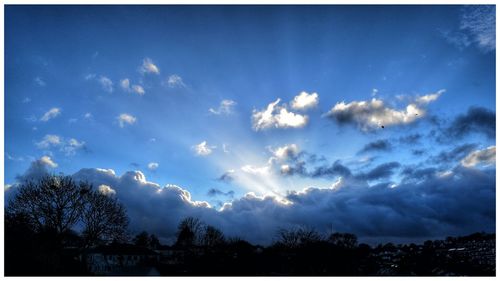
[412, 149, 425, 156]
[398, 133, 422, 145]
[358, 139, 392, 154]
[5, 163, 495, 245]
[430, 143, 478, 164]
[217, 171, 234, 182]
[207, 188, 235, 198]
[355, 162, 401, 181]
[310, 160, 352, 178]
[443, 106, 495, 140]
[400, 166, 438, 183]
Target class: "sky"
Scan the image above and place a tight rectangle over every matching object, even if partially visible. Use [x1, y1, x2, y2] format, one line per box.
[4, 5, 496, 245]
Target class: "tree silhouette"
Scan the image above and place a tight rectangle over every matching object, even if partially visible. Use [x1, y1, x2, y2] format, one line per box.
[175, 217, 204, 247]
[81, 190, 128, 246]
[7, 176, 89, 239]
[276, 226, 322, 249]
[7, 175, 128, 247]
[328, 232, 358, 249]
[201, 225, 225, 248]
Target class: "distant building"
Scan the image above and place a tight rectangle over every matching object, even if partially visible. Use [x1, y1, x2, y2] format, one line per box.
[81, 244, 160, 276]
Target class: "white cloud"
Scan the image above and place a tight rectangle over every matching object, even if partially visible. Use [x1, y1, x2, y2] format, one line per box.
[117, 113, 137, 128]
[39, 156, 58, 168]
[35, 135, 86, 156]
[290, 91, 319, 110]
[84, 73, 96, 80]
[132, 85, 145, 95]
[139, 58, 160, 74]
[121, 78, 146, 95]
[120, 78, 130, 90]
[415, 89, 445, 105]
[241, 164, 271, 176]
[165, 74, 185, 88]
[275, 108, 308, 128]
[271, 144, 300, 162]
[148, 162, 159, 170]
[460, 5, 495, 52]
[98, 184, 116, 196]
[461, 146, 496, 168]
[22, 97, 32, 103]
[36, 134, 62, 149]
[209, 99, 236, 115]
[98, 76, 113, 93]
[34, 77, 46, 87]
[40, 107, 61, 122]
[62, 138, 86, 156]
[325, 90, 443, 131]
[193, 141, 214, 156]
[252, 98, 308, 131]
[84, 113, 93, 119]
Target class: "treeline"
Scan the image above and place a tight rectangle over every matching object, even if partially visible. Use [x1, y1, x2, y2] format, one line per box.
[4, 175, 495, 276]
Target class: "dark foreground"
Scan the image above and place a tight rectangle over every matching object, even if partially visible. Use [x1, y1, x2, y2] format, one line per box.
[5, 225, 495, 276]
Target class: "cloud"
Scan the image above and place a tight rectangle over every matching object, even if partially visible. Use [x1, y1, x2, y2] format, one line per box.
[398, 134, 422, 145]
[252, 99, 308, 131]
[34, 77, 46, 87]
[36, 134, 61, 149]
[441, 6, 495, 53]
[358, 139, 392, 154]
[84, 113, 93, 119]
[148, 162, 159, 170]
[61, 138, 86, 156]
[120, 78, 145, 95]
[98, 76, 114, 93]
[311, 160, 352, 178]
[461, 146, 496, 168]
[431, 143, 477, 164]
[270, 144, 300, 162]
[207, 188, 235, 198]
[40, 107, 61, 122]
[217, 170, 235, 182]
[356, 162, 401, 181]
[443, 106, 495, 140]
[98, 184, 116, 196]
[139, 58, 160, 74]
[209, 99, 236, 115]
[290, 91, 319, 110]
[193, 141, 214, 156]
[47, 164, 490, 244]
[35, 134, 86, 156]
[117, 113, 137, 128]
[325, 90, 443, 131]
[120, 78, 130, 90]
[15, 156, 57, 183]
[241, 164, 271, 176]
[132, 85, 145, 95]
[165, 74, 185, 88]
[460, 5, 495, 52]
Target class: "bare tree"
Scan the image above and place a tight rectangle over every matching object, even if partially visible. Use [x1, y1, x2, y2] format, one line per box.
[7, 175, 128, 247]
[201, 225, 225, 248]
[328, 232, 358, 249]
[8, 176, 89, 236]
[81, 191, 128, 246]
[276, 226, 322, 249]
[175, 217, 204, 247]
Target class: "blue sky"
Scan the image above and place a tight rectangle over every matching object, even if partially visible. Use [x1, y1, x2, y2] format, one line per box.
[5, 5, 496, 243]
